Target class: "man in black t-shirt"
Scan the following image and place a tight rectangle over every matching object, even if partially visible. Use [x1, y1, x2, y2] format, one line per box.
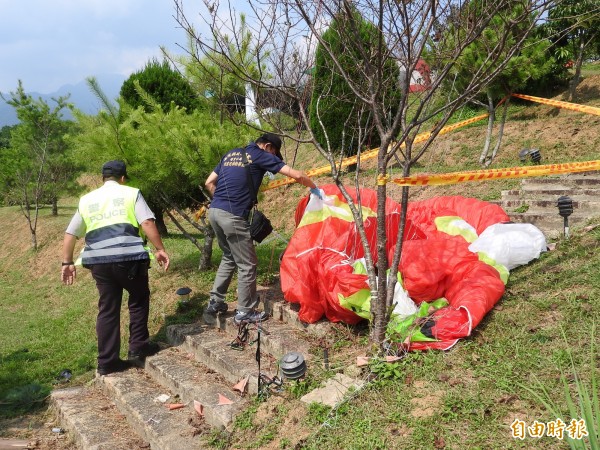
[204, 133, 321, 325]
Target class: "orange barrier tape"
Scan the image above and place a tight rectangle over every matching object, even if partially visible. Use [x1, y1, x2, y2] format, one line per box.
[392, 160, 600, 186]
[262, 113, 489, 191]
[512, 94, 600, 116]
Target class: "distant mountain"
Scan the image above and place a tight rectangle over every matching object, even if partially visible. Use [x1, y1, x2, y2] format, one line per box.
[0, 73, 126, 127]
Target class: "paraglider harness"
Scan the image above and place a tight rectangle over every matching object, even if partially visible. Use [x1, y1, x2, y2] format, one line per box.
[230, 319, 283, 397]
[241, 151, 273, 243]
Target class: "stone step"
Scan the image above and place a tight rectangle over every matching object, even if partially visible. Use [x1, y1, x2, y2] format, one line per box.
[519, 186, 600, 197]
[203, 285, 332, 340]
[499, 199, 600, 210]
[507, 211, 594, 222]
[164, 298, 324, 394]
[522, 174, 600, 189]
[269, 300, 332, 339]
[167, 322, 281, 395]
[142, 347, 247, 430]
[501, 189, 600, 200]
[495, 172, 600, 238]
[507, 212, 596, 239]
[208, 311, 313, 359]
[51, 386, 150, 450]
[51, 295, 328, 449]
[96, 369, 207, 450]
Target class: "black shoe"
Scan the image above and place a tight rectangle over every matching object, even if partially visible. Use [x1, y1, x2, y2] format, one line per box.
[127, 342, 160, 361]
[97, 359, 133, 376]
[205, 300, 228, 315]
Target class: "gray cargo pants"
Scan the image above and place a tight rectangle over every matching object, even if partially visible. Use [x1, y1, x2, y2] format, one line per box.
[208, 207, 258, 313]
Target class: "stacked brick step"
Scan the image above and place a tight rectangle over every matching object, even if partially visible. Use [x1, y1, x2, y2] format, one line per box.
[495, 173, 600, 239]
[50, 297, 329, 449]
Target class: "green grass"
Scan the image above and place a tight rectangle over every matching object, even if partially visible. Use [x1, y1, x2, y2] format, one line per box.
[519, 326, 599, 449]
[582, 62, 600, 77]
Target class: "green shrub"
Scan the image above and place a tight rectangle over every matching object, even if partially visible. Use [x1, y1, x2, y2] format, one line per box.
[120, 58, 204, 114]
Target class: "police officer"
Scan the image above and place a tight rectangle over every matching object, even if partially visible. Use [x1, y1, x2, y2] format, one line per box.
[61, 160, 170, 375]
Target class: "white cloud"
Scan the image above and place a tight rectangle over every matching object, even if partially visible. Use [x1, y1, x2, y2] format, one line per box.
[0, 0, 256, 94]
[0, 0, 195, 93]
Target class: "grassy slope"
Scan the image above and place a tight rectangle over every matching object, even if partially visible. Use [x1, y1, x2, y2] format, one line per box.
[1, 73, 599, 448]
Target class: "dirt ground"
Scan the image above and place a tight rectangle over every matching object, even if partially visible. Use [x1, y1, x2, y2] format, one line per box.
[0, 412, 77, 450]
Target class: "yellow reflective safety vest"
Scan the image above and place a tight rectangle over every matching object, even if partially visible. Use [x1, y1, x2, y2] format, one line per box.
[78, 183, 149, 266]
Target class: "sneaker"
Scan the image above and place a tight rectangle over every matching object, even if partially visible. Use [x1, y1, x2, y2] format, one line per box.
[127, 342, 160, 361]
[205, 300, 228, 315]
[234, 310, 268, 325]
[97, 359, 133, 376]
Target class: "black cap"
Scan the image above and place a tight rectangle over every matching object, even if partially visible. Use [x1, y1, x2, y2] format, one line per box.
[258, 133, 283, 160]
[102, 160, 128, 178]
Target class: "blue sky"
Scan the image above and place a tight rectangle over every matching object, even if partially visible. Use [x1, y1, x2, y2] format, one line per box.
[0, 0, 214, 94]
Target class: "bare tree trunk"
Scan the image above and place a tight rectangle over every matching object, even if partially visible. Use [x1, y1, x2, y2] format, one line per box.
[568, 40, 586, 101]
[26, 206, 40, 250]
[199, 228, 214, 271]
[485, 97, 511, 167]
[159, 192, 214, 270]
[151, 205, 169, 236]
[19, 178, 40, 251]
[372, 162, 389, 345]
[386, 185, 410, 319]
[479, 93, 496, 166]
[52, 197, 58, 216]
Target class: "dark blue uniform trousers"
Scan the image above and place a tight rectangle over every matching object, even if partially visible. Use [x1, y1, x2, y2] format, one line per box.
[91, 260, 150, 367]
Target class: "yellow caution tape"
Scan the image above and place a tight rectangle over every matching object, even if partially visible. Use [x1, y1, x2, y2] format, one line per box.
[392, 160, 600, 186]
[376, 174, 390, 186]
[512, 94, 600, 116]
[261, 113, 490, 191]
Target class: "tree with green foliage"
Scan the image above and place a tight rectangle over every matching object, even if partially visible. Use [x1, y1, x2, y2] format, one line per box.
[544, 0, 600, 101]
[120, 58, 203, 114]
[309, 8, 400, 156]
[72, 77, 255, 268]
[431, 3, 555, 165]
[169, 14, 267, 124]
[1, 81, 76, 249]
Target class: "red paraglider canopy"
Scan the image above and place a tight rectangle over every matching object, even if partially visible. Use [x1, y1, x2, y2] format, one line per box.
[281, 184, 511, 350]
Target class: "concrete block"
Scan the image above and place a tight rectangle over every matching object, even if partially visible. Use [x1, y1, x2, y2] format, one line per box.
[300, 373, 365, 408]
